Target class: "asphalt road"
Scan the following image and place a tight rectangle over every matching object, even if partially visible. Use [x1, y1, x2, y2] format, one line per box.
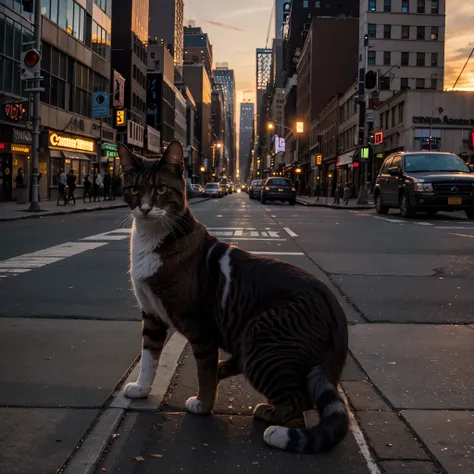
[0, 193, 472, 474]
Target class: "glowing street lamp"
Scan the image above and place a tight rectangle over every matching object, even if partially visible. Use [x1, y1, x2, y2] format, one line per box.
[296, 121, 304, 134]
[200, 166, 205, 172]
[267, 122, 275, 130]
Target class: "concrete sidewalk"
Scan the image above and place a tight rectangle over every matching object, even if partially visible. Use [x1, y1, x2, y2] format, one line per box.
[0, 196, 210, 221]
[297, 196, 375, 210]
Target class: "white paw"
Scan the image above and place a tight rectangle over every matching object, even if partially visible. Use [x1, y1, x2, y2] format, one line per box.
[123, 382, 151, 399]
[185, 396, 212, 414]
[263, 425, 290, 450]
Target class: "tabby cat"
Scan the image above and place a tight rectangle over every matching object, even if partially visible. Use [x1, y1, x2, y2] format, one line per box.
[119, 141, 349, 454]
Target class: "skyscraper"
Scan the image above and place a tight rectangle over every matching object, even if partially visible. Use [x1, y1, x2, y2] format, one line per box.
[214, 66, 237, 180]
[148, 0, 184, 69]
[239, 103, 255, 182]
[184, 27, 213, 79]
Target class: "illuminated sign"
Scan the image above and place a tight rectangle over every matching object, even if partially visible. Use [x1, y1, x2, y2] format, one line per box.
[11, 144, 30, 154]
[471, 131, 474, 148]
[361, 147, 369, 159]
[296, 121, 304, 134]
[1, 101, 29, 123]
[374, 131, 384, 145]
[49, 131, 95, 152]
[316, 154, 322, 166]
[115, 109, 126, 127]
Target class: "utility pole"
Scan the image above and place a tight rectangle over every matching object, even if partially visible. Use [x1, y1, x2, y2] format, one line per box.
[357, 34, 369, 205]
[25, 0, 43, 212]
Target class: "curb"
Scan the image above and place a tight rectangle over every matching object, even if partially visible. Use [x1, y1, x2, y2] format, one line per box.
[296, 199, 374, 210]
[0, 197, 211, 222]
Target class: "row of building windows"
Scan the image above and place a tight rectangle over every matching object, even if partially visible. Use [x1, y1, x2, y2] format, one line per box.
[338, 125, 358, 154]
[92, 21, 111, 61]
[93, 0, 112, 17]
[368, 24, 439, 41]
[132, 93, 146, 113]
[132, 65, 147, 89]
[368, 0, 439, 14]
[368, 51, 440, 67]
[2, 0, 34, 20]
[380, 101, 405, 130]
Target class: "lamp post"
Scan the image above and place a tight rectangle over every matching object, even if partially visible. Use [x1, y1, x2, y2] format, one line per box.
[211, 142, 222, 180]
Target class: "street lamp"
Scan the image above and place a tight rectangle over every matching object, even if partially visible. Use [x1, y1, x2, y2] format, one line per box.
[200, 166, 205, 172]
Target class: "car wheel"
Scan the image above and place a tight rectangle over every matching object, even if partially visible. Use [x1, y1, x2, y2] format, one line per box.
[400, 193, 414, 218]
[375, 193, 389, 215]
[465, 210, 474, 220]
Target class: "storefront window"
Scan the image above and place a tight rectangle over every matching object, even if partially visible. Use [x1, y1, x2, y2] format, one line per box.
[80, 160, 89, 184]
[50, 158, 62, 186]
[12, 156, 28, 188]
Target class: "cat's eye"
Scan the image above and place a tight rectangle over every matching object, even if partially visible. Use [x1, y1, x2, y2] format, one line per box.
[155, 185, 168, 195]
[129, 187, 139, 196]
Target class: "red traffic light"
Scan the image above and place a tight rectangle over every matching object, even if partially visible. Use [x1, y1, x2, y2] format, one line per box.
[24, 49, 40, 67]
[353, 162, 359, 168]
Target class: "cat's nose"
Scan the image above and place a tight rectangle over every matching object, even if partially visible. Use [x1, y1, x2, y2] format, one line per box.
[140, 208, 150, 217]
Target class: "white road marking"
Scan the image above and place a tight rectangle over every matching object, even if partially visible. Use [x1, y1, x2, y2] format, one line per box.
[82, 231, 129, 241]
[0, 241, 107, 279]
[212, 231, 234, 237]
[413, 222, 433, 226]
[219, 237, 287, 241]
[109, 228, 132, 234]
[267, 231, 280, 238]
[283, 227, 298, 237]
[270, 215, 276, 218]
[234, 230, 243, 236]
[372, 216, 403, 223]
[436, 226, 474, 230]
[216, 215, 223, 218]
[249, 251, 305, 256]
[340, 389, 381, 474]
[450, 233, 474, 238]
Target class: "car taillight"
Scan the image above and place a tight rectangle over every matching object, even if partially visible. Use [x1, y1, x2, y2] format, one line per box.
[291, 187, 296, 192]
[265, 186, 270, 191]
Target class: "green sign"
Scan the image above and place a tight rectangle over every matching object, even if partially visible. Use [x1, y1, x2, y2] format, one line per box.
[361, 147, 369, 159]
[105, 150, 119, 157]
[102, 142, 118, 152]
[376, 153, 384, 159]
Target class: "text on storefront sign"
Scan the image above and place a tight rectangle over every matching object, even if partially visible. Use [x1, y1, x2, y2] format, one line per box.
[11, 144, 30, 154]
[412, 116, 474, 126]
[49, 132, 95, 152]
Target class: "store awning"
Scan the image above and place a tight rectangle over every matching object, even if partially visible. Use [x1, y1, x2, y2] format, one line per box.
[336, 151, 355, 167]
[62, 151, 91, 161]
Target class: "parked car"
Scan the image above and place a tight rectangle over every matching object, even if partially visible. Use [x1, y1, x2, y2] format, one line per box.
[204, 182, 224, 198]
[185, 179, 195, 199]
[260, 177, 296, 205]
[248, 179, 263, 199]
[192, 184, 204, 196]
[240, 183, 247, 193]
[374, 151, 474, 219]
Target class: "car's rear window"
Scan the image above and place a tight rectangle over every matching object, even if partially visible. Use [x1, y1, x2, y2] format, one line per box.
[251, 180, 263, 186]
[206, 184, 218, 188]
[267, 178, 291, 186]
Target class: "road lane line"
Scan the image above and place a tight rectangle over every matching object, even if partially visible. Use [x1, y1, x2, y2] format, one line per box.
[372, 216, 403, 223]
[82, 232, 129, 241]
[413, 222, 433, 226]
[283, 227, 298, 237]
[436, 226, 474, 230]
[219, 237, 287, 241]
[207, 227, 243, 230]
[450, 233, 474, 238]
[249, 251, 305, 256]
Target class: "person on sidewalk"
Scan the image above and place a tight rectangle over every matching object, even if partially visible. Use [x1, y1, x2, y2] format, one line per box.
[343, 182, 351, 206]
[57, 169, 67, 206]
[83, 172, 93, 203]
[103, 172, 112, 200]
[66, 169, 76, 205]
[333, 183, 341, 205]
[93, 172, 103, 202]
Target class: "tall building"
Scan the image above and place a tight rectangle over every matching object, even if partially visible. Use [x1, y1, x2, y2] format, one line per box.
[359, 0, 445, 103]
[213, 65, 236, 180]
[148, 0, 184, 69]
[275, 0, 290, 39]
[184, 26, 213, 79]
[112, 0, 150, 154]
[256, 48, 273, 123]
[211, 89, 226, 173]
[239, 103, 255, 182]
[0, 0, 116, 202]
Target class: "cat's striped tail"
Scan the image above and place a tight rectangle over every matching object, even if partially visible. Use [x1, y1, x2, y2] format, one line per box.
[263, 366, 349, 454]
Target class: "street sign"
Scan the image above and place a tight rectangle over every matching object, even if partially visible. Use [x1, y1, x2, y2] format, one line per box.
[93, 92, 109, 118]
[115, 109, 126, 127]
[365, 109, 374, 122]
[316, 153, 322, 166]
[374, 131, 384, 145]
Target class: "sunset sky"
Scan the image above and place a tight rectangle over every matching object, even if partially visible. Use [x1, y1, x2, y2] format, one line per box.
[184, 0, 474, 103]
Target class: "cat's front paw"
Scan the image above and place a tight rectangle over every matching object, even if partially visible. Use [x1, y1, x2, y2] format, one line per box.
[123, 382, 151, 399]
[185, 396, 213, 415]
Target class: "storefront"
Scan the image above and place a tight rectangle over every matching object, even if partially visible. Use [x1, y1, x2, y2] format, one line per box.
[100, 142, 120, 176]
[336, 150, 355, 187]
[42, 129, 96, 200]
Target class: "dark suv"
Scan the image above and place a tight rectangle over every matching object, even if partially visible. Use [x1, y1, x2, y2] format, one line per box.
[260, 177, 296, 205]
[374, 151, 474, 219]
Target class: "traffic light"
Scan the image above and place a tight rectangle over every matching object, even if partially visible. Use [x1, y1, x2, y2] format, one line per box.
[374, 131, 384, 145]
[365, 70, 377, 90]
[20, 49, 41, 80]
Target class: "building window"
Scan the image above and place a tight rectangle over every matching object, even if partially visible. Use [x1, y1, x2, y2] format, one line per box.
[383, 51, 391, 65]
[416, 78, 425, 89]
[368, 51, 376, 65]
[417, 52, 425, 66]
[402, 0, 409, 12]
[46, 0, 91, 46]
[380, 76, 390, 90]
[383, 24, 391, 39]
[315, 1, 321, 7]
[431, 52, 438, 66]
[417, 26, 425, 40]
[368, 23, 377, 38]
[401, 25, 410, 39]
[401, 52, 409, 66]
[303, 0, 308, 7]
[401, 77, 409, 89]
[431, 0, 439, 13]
[431, 77, 438, 89]
[431, 26, 439, 40]
[417, 0, 425, 13]
[398, 102, 404, 123]
[369, 0, 376, 12]
[384, 0, 391, 12]
[92, 21, 111, 61]
[93, 0, 112, 17]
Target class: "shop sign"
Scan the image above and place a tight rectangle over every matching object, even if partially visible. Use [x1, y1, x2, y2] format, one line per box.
[146, 125, 160, 154]
[0, 100, 30, 123]
[104, 150, 119, 157]
[412, 115, 474, 126]
[92, 92, 109, 119]
[65, 116, 85, 132]
[49, 131, 95, 153]
[102, 142, 118, 152]
[13, 128, 32, 144]
[11, 144, 30, 154]
[127, 121, 144, 148]
[112, 70, 125, 108]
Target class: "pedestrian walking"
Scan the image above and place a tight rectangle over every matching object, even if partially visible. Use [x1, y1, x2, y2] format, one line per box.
[343, 182, 351, 205]
[57, 169, 67, 206]
[333, 183, 341, 205]
[103, 172, 113, 200]
[94, 172, 102, 202]
[83, 172, 93, 203]
[67, 169, 76, 205]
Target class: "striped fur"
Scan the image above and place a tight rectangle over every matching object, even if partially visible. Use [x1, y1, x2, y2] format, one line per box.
[118, 141, 349, 454]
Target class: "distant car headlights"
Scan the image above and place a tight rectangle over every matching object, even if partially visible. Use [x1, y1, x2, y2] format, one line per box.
[414, 181, 434, 193]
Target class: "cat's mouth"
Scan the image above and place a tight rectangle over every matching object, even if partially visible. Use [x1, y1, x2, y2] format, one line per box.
[133, 206, 167, 221]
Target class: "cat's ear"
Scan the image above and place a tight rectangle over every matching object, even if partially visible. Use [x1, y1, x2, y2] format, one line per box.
[161, 141, 184, 173]
[118, 143, 141, 173]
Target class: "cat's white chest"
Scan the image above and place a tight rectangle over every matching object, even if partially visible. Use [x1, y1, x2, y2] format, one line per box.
[130, 223, 174, 328]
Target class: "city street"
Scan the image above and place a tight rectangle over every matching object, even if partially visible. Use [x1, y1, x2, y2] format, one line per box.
[0, 192, 472, 474]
